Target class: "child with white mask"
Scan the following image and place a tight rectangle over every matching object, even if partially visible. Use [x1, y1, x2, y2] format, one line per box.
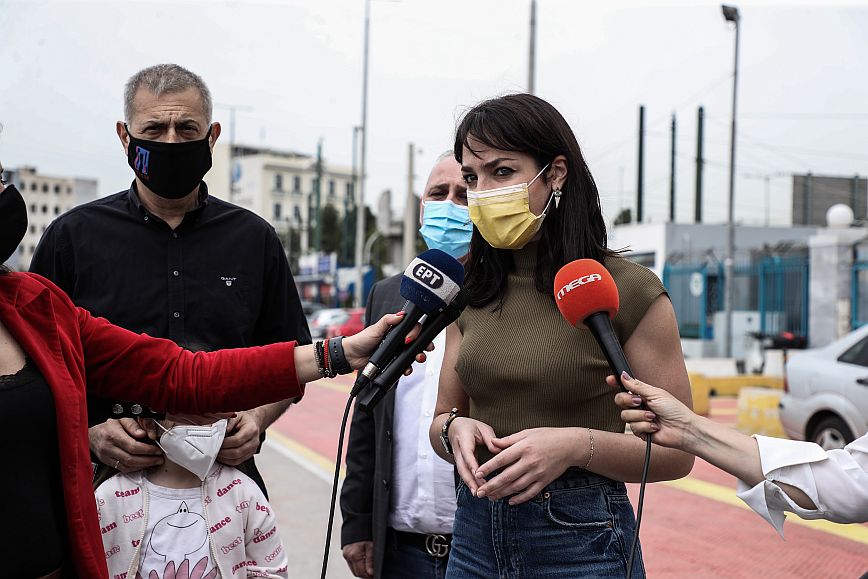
[95, 413, 288, 579]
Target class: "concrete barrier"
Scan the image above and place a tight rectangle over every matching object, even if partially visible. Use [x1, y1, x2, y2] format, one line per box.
[688, 374, 710, 416]
[703, 375, 783, 396]
[736, 387, 786, 437]
[684, 358, 739, 377]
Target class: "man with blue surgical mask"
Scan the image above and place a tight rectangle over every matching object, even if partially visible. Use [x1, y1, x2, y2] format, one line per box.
[340, 153, 468, 579]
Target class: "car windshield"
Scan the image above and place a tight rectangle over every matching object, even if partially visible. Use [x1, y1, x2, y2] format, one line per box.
[312, 308, 348, 326]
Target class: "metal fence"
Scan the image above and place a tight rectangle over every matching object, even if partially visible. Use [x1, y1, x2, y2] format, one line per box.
[852, 261, 868, 329]
[663, 256, 810, 341]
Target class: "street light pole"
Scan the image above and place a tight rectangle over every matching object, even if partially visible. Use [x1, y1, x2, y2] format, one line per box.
[354, 0, 371, 308]
[214, 103, 253, 201]
[344, 126, 362, 265]
[402, 142, 417, 268]
[722, 4, 740, 358]
[743, 172, 788, 227]
[528, 0, 537, 94]
[313, 139, 323, 252]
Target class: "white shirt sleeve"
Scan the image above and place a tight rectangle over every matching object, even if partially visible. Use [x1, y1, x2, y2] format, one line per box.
[735, 433, 868, 537]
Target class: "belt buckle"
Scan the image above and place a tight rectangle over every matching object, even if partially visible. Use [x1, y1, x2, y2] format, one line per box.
[424, 534, 450, 558]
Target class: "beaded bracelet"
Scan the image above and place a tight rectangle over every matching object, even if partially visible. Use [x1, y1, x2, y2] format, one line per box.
[314, 340, 329, 378]
[583, 428, 595, 470]
[322, 339, 337, 379]
[328, 337, 353, 375]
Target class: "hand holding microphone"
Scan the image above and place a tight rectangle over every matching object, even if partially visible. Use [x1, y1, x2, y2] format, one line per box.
[610, 374, 692, 449]
[353, 249, 468, 413]
[355, 249, 464, 386]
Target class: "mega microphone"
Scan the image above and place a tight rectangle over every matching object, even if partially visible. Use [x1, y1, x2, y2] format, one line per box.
[357, 289, 469, 413]
[354, 249, 464, 392]
[554, 258, 652, 579]
[554, 259, 632, 391]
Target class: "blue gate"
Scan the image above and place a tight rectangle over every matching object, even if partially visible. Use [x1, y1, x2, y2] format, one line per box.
[851, 261, 868, 329]
[663, 256, 809, 341]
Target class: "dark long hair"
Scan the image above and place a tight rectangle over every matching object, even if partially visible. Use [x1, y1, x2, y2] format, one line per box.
[454, 93, 614, 308]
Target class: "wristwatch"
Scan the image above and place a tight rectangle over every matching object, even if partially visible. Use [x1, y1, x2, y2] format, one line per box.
[439, 408, 459, 455]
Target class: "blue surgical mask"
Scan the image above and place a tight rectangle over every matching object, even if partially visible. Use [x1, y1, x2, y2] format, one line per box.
[419, 200, 472, 259]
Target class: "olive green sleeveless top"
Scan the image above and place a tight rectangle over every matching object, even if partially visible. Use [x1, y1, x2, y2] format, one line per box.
[456, 242, 666, 443]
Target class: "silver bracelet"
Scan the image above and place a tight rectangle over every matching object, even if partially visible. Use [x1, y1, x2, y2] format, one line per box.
[583, 428, 595, 470]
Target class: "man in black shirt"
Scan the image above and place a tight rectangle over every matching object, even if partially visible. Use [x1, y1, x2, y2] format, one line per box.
[31, 64, 310, 495]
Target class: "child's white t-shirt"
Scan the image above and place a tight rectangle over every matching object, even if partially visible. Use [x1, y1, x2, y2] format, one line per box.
[139, 479, 218, 579]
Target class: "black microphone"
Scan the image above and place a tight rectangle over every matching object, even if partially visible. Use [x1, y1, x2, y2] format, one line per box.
[357, 289, 469, 413]
[354, 249, 464, 392]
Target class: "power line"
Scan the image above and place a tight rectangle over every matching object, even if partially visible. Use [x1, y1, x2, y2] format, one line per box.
[737, 112, 868, 120]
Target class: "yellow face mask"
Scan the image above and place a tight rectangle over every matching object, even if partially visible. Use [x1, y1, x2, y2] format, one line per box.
[467, 164, 552, 250]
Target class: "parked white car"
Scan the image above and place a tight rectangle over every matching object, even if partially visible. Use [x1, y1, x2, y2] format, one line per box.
[780, 324, 868, 449]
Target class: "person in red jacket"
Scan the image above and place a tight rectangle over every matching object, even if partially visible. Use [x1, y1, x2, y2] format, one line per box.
[0, 175, 425, 579]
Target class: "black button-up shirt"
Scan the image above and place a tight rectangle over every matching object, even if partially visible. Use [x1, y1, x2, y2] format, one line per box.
[30, 182, 310, 486]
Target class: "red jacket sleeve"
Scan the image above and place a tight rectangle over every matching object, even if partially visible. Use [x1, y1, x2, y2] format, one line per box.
[76, 307, 305, 413]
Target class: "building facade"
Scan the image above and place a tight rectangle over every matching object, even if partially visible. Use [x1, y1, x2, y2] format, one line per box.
[792, 173, 867, 226]
[209, 143, 355, 255]
[3, 166, 98, 270]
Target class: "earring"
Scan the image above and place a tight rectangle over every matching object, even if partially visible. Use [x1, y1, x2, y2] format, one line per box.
[553, 189, 562, 209]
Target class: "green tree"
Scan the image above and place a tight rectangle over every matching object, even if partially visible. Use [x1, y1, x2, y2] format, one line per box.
[320, 203, 341, 254]
[364, 206, 389, 280]
[614, 208, 632, 225]
[275, 226, 301, 272]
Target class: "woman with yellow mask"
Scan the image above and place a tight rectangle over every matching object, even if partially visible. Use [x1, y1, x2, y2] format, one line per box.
[429, 94, 694, 578]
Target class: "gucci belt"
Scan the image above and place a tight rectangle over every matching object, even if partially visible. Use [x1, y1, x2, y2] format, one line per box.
[390, 529, 452, 558]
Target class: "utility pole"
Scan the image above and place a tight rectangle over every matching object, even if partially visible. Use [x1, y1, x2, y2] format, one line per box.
[344, 127, 362, 265]
[695, 106, 705, 223]
[670, 112, 677, 222]
[214, 103, 253, 201]
[743, 171, 788, 227]
[402, 143, 417, 268]
[313, 140, 323, 252]
[722, 4, 741, 358]
[636, 105, 645, 223]
[528, 0, 537, 94]
[354, 0, 371, 308]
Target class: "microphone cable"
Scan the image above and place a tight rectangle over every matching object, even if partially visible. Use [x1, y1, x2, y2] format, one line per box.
[627, 434, 653, 578]
[320, 391, 357, 579]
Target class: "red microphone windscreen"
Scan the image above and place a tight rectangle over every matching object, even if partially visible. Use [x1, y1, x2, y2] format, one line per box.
[554, 259, 619, 326]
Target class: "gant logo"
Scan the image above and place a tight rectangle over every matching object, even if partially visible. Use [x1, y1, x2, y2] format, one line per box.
[134, 146, 150, 177]
[221, 276, 237, 287]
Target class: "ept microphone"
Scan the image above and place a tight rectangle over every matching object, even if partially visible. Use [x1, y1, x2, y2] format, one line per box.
[357, 289, 469, 414]
[355, 249, 464, 391]
[554, 259, 632, 391]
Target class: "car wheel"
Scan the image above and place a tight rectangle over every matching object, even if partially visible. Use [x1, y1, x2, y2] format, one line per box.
[810, 416, 854, 450]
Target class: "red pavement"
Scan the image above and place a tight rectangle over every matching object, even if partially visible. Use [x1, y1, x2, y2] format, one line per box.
[272, 382, 868, 578]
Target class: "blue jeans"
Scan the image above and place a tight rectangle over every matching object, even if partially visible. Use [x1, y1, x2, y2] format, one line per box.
[382, 531, 450, 579]
[446, 469, 645, 579]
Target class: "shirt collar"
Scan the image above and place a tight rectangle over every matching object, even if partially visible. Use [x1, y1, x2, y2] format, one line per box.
[126, 181, 211, 223]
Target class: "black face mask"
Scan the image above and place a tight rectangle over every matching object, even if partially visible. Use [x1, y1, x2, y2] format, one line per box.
[0, 185, 28, 265]
[125, 124, 213, 199]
